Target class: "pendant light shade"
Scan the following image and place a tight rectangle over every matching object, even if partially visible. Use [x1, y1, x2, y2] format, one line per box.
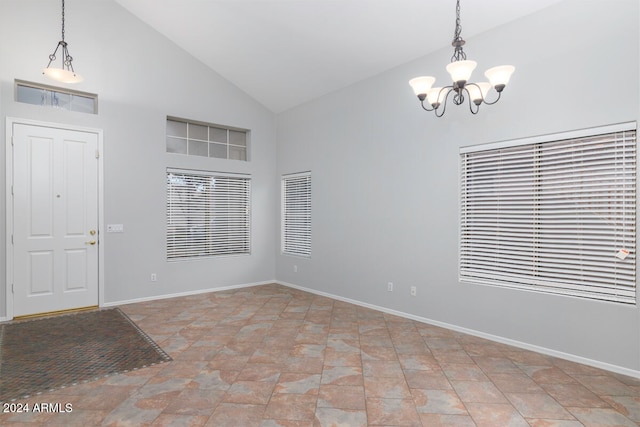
[445, 60, 477, 86]
[484, 65, 515, 91]
[409, 76, 436, 98]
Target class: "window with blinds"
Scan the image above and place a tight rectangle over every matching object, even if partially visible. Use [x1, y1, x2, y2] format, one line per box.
[460, 123, 637, 304]
[167, 169, 251, 260]
[282, 172, 311, 257]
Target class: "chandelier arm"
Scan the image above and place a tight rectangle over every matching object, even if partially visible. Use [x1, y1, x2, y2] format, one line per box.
[482, 90, 503, 105]
[46, 42, 62, 68]
[62, 44, 76, 72]
[434, 88, 453, 118]
[466, 89, 480, 115]
[420, 99, 436, 112]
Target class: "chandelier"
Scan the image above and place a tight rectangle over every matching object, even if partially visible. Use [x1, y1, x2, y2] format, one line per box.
[409, 0, 514, 116]
[43, 0, 83, 83]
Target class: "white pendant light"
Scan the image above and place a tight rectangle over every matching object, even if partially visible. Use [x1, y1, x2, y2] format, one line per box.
[43, 0, 83, 83]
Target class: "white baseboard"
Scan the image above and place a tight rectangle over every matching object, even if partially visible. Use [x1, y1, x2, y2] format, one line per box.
[102, 280, 275, 308]
[276, 280, 640, 379]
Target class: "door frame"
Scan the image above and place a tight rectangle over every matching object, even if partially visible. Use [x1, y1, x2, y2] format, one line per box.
[5, 117, 104, 320]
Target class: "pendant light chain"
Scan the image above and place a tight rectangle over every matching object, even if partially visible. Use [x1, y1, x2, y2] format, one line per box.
[451, 0, 466, 62]
[61, 0, 66, 42]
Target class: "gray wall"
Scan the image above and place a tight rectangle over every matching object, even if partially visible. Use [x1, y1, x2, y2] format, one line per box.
[0, 0, 278, 316]
[2, 0, 639, 374]
[276, 0, 640, 372]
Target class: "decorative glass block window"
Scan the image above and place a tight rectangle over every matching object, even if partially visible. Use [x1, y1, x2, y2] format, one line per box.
[281, 172, 311, 257]
[460, 123, 636, 304]
[167, 169, 251, 260]
[166, 117, 248, 161]
[15, 80, 97, 114]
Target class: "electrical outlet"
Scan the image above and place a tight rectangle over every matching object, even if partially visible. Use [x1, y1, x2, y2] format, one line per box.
[294, 265, 298, 273]
[387, 282, 394, 292]
[410, 286, 417, 296]
[151, 273, 157, 282]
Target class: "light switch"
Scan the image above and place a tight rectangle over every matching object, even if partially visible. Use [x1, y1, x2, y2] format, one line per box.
[107, 224, 124, 233]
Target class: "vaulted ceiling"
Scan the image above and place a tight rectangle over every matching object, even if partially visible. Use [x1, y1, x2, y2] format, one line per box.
[115, 0, 564, 113]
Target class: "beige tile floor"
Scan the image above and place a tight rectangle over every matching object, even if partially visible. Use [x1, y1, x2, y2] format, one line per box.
[2, 283, 639, 426]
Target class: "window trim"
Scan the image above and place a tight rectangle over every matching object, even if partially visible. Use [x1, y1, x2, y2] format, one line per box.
[459, 122, 637, 304]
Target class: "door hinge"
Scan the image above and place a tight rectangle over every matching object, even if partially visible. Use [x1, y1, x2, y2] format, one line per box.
[95, 150, 100, 159]
[11, 283, 14, 294]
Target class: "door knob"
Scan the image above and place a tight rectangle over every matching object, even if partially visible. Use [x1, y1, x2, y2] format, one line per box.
[85, 240, 96, 245]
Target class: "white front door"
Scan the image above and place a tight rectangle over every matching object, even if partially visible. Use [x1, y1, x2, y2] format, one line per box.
[11, 123, 99, 317]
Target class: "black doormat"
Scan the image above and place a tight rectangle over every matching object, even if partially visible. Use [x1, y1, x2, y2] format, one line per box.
[0, 308, 171, 402]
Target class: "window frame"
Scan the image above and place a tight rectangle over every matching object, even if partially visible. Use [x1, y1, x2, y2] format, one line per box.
[459, 122, 637, 304]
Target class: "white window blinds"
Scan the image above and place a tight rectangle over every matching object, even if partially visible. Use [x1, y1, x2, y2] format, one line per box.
[460, 124, 637, 304]
[282, 172, 311, 257]
[167, 170, 251, 260]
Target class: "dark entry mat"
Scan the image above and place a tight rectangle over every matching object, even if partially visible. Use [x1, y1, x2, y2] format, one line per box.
[0, 308, 171, 402]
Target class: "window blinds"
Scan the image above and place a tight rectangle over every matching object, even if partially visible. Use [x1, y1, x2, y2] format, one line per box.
[167, 170, 250, 260]
[460, 124, 637, 304]
[282, 172, 311, 257]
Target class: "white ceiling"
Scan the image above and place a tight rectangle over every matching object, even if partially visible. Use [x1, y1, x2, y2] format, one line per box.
[115, 0, 564, 113]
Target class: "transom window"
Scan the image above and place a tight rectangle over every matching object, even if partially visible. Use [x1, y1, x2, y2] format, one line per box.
[460, 123, 636, 304]
[166, 117, 248, 161]
[15, 79, 98, 114]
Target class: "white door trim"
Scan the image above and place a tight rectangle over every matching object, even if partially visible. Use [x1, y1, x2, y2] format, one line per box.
[5, 117, 104, 320]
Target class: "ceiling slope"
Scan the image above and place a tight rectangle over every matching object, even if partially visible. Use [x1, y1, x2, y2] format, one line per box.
[115, 0, 564, 113]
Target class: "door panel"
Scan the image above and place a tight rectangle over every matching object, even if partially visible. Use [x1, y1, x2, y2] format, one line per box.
[29, 136, 54, 237]
[65, 249, 88, 291]
[29, 251, 54, 295]
[12, 123, 99, 317]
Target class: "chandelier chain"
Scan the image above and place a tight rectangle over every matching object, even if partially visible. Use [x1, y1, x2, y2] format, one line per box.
[453, 0, 461, 42]
[61, 0, 66, 41]
[451, 0, 466, 62]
